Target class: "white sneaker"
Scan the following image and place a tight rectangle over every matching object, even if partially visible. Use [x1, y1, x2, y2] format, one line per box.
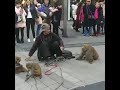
[71, 26, 73, 29]
[33, 38, 35, 42]
[27, 39, 31, 42]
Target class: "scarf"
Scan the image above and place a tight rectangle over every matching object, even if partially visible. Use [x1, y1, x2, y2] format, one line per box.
[79, 7, 84, 22]
[94, 8, 98, 20]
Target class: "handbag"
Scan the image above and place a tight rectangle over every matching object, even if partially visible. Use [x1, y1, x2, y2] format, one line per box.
[86, 6, 94, 19]
[62, 50, 75, 59]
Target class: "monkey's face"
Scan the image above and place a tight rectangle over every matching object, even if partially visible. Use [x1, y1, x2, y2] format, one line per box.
[26, 63, 32, 71]
[15, 57, 21, 64]
[82, 46, 88, 52]
[82, 44, 90, 52]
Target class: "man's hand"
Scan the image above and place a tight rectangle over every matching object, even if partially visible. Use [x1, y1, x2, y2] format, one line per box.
[49, 12, 52, 16]
[51, 8, 58, 13]
[60, 46, 64, 52]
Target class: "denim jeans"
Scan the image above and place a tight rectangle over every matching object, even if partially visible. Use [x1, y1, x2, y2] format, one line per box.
[36, 24, 41, 37]
[84, 27, 92, 36]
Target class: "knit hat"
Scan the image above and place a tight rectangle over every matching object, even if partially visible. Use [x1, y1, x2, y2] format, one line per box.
[41, 23, 50, 31]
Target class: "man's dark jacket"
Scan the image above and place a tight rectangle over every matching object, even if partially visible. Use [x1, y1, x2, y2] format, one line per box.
[29, 32, 64, 56]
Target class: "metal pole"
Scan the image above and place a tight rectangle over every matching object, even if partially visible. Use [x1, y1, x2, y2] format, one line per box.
[63, 0, 68, 37]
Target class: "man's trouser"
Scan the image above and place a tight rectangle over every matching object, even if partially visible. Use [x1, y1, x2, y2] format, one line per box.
[37, 41, 62, 61]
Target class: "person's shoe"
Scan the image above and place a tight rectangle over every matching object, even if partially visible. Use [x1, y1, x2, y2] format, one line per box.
[27, 38, 31, 42]
[71, 26, 73, 29]
[76, 30, 80, 32]
[33, 38, 35, 42]
[96, 34, 98, 37]
[17, 39, 21, 43]
[21, 39, 24, 43]
[101, 32, 104, 35]
[38, 56, 44, 62]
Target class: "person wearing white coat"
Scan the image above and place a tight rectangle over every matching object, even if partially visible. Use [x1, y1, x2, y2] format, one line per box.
[15, 1, 26, 43]
[71, 2, 79, 32]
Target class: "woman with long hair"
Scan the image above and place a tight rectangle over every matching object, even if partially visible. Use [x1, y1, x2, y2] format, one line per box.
[51, 0, 62, 36]
[75, 2, 85, 33]
[24, 0, 39, 42]
[15, 1, 26, 43]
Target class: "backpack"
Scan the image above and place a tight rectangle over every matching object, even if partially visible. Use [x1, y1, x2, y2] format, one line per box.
[62, 50, 75, 59]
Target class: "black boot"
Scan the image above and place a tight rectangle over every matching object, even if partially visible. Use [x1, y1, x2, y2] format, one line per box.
[17, 39, 21, 43]
[76, 30, 80, 32]
[21, 39, 24, 43]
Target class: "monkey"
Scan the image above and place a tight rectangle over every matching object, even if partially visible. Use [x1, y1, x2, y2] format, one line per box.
[26, 63, 42, 79]
[15, 56, 21, 65]
[15, 56, 27, 74]
[76, 44, 99, 64]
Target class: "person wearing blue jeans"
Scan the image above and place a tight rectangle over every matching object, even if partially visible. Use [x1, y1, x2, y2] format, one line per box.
[36, 24, 41, 37]
[84, 27, 92, 36]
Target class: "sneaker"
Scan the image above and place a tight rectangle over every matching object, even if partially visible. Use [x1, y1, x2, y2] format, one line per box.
[71, 26, 73, 29]
[27, 39, 31, 42]
[33, 38, 35, 42]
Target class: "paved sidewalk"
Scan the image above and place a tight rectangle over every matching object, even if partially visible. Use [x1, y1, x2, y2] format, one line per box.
[15, 45, 105, 90]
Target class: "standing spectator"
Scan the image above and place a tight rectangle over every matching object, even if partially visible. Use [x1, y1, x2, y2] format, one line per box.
[15, 1, 26, 43]
[100, 0, 105, 34]
[34, 2, 43, 37]
[94, 2, 103, 36]
[71, 1, 79, 32]
[83, 0, 95, 36]
[54, 0, 62, 29]
[51, 0, 62, 36]
[38, 0, 52, 25]
[24, 0, 39, 42]
[75, 2, 84, 33]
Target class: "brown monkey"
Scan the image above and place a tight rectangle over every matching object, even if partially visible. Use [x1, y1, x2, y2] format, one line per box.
[26, 63, 42, 78]
[76, 44, 99, 64]
[15, 56, 27, 74]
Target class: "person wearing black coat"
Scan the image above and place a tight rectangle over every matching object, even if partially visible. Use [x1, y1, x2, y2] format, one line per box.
[24, 0, 39, 42]
[83, 0, 95, 36]
[51, 0, 62, 36]
[26, 23, 64, 65]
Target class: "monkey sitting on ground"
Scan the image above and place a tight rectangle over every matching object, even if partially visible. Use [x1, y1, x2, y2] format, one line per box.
[76, 44, 99, 64]
[26, 63, 42, 79]
[15, 56, 27, 74]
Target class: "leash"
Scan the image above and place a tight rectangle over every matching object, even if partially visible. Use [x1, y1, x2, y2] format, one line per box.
[44, 64, 58, 75]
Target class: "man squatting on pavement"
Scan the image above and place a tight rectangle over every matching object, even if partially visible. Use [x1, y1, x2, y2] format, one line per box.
[26, 23, 64, 66]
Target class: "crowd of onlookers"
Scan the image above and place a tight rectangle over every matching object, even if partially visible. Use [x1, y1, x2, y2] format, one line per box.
[15, 0, 62, 44]
[15, 0, 105, 44]
[71, 0, 105, 36]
